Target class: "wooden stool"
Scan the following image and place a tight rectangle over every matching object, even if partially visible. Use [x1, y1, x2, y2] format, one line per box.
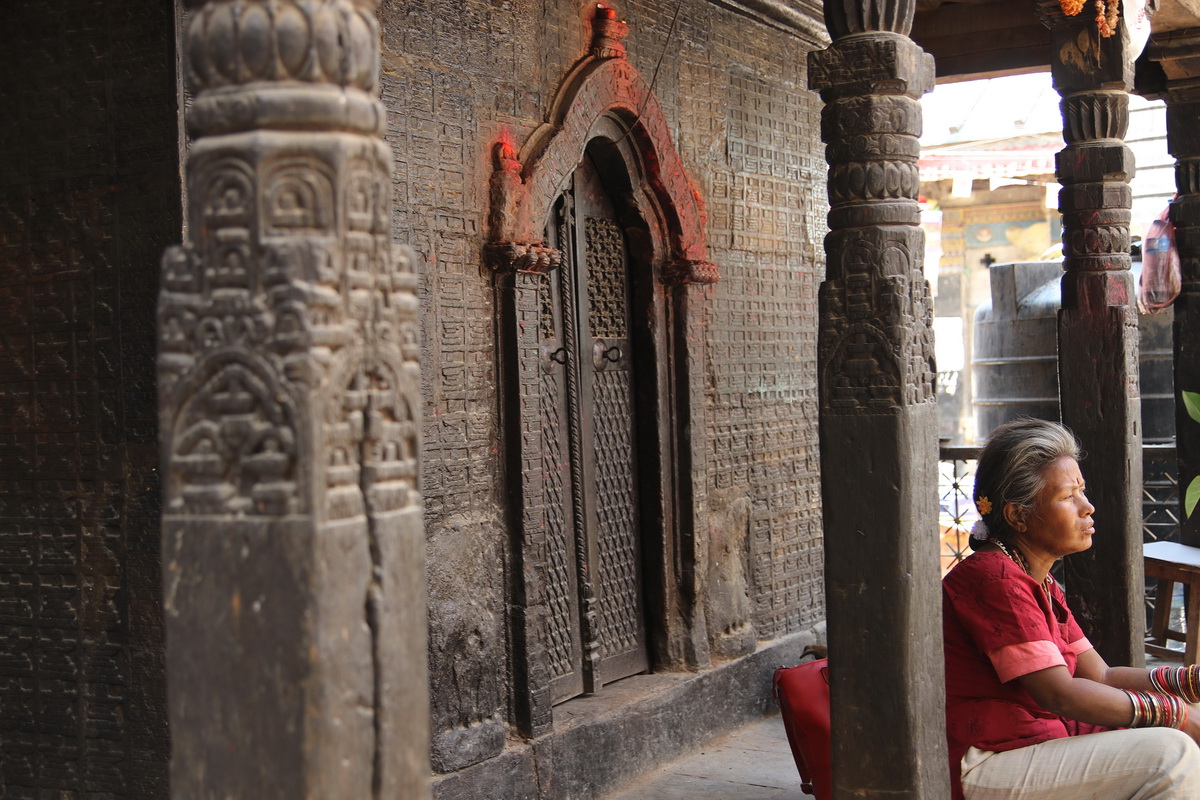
[1144, 541, 1200, 666]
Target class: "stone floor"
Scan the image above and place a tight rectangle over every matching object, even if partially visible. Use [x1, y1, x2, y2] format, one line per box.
[600, 649, 1185, 800]
[600, 714, 810, 800]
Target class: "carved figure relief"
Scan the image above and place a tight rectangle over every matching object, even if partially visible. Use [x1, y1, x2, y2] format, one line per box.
[171, 358, 299, 516]
[263, 160, 334, 234]
[202, 162, 255, 231]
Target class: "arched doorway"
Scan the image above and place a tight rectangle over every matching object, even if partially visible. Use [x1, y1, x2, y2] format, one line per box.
[485, 12, 718, 734]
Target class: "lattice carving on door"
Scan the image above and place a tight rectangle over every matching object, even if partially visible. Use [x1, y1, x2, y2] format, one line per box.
[541, 365, 576, 679]
[592, 367, 641, 657]
[586, 215, 642, 659]
[585, 218, 628, 339]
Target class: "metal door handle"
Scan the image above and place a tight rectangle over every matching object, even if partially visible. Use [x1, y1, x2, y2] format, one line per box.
[541, 344, 568, 373]
[592, 340, 621, 370]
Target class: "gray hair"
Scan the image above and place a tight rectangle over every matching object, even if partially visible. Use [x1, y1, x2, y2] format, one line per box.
[971, 418, 1081, 547]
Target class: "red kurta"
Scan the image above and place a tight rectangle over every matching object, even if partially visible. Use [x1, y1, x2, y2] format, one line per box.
[942, 552, 1107, 799]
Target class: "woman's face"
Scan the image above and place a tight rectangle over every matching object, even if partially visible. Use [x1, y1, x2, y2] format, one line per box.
[1014, 456, 1096, 559]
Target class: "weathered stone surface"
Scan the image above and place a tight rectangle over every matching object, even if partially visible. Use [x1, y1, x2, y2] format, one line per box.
[705, 496, 756, 659]
[425, 514, 508, 770]
[380, 0, 828, 780]
[430, 629, 823, 800]
[0, 1, 176, 795]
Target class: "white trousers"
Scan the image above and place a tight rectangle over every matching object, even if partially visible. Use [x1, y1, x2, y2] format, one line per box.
[961, 728, 1200, 799]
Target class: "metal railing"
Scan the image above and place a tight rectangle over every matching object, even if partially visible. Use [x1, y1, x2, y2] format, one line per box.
[938, 445, 981, 575]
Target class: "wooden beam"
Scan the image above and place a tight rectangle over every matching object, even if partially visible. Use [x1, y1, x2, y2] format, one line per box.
[913, 0, 1052, 82]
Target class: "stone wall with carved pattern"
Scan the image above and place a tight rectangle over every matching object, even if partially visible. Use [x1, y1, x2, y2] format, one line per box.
[0, 1, 177, 796]
[379, 0, 827, 772]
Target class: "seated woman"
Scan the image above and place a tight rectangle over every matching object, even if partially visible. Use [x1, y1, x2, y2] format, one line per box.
[944, 417, 1200, 799]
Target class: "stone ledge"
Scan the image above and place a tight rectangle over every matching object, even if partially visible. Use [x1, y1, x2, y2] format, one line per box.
[431, 625, 825, 800]
[704, 0, 828, 44]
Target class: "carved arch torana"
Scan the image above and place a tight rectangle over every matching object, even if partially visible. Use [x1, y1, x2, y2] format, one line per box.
[486, 9, 717, 284]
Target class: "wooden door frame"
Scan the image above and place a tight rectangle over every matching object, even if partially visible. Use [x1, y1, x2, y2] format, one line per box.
[486, 13, 718, 736]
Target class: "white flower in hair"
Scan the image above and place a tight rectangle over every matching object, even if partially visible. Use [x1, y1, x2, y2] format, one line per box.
[970, 519, 990, 541]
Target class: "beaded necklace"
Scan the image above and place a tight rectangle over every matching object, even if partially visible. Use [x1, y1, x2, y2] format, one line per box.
[990, 538, 1054, 601]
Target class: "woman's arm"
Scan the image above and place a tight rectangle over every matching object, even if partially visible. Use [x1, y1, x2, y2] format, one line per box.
[1021, 654, 1200, 744]
[1071, 647, 1155, 691]
[1018, 663, 1140, 727]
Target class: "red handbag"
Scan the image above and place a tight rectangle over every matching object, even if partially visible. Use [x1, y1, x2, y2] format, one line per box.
[773, 657, 831, 800]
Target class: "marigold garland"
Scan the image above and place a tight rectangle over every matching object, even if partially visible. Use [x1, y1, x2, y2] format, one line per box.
[976, 497, 993, 516]
[1059, 0, 1118, 37]
[1095, 0, 1119, 37]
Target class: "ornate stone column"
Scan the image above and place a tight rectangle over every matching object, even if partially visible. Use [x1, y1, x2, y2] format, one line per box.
[1147, 29, 1200, 546]
[159, 2, 429, 796]
[1040, 1, 1143, 665]
[808, 2, 948, 796]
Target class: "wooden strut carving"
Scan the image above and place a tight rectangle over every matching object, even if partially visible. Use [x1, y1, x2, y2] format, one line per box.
[485, 5, 718, 285]
[160, 1, 428, 797]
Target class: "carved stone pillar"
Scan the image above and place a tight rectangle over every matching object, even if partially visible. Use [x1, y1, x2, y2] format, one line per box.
[1040, 1, 1143, 665]
[159, 2, 429, 797]
[1147, 29, 1200, 545]
[808, 2, 948, 796]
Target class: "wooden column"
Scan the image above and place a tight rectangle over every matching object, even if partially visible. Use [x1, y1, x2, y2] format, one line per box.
[1168, 87, 1200, 548]
[808, 2, 948, 796]
[159, 1, 430, 797]
[1042, 1, 1143, 665]
[1147, 29, 1200, 546]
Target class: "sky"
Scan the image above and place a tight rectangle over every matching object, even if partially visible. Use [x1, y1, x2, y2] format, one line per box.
[918, 72, 1173, 237]
[920, 73, 1065, 148]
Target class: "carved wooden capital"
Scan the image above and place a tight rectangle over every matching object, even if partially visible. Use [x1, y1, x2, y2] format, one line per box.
[662, 258, 720, 285]
[810, 23, 934, 413]
[1056, 87, 1134, 273]
[163, 0, 417, 520]
[485, 242, 563, 274]
[823, 0, 916, 38]
[186, 0, 380, 92]
[808, 34, 935, 100]
[1061, 90, 1129, 142]
[185, 0, 385, 136]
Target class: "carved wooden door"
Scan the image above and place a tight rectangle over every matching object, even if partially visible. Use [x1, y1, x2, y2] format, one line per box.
[540, 155, 649, 704]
